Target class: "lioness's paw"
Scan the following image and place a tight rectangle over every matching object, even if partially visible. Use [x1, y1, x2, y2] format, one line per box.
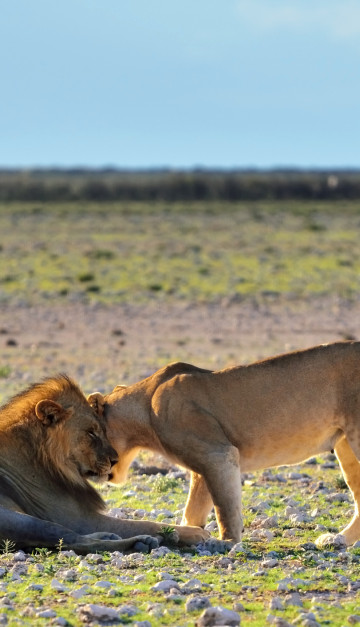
[315, 533, 347, 549]
[132, 535, 159, 553]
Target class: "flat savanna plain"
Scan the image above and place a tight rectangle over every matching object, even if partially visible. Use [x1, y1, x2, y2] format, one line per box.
[1, 201, 360, 625]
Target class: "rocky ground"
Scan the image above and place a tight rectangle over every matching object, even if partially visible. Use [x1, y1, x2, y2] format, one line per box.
[1, 295, 360, 625]
[0, 295, 359, 401]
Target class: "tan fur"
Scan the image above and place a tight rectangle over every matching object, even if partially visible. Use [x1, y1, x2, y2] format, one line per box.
[0, 375, 208, 554]
[91, 342, 360, 546]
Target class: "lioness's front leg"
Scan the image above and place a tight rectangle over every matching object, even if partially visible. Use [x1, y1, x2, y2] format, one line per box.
[197, 446, 243, 542]
[182, 472, 214, 528]
[317, 435, 360, 547]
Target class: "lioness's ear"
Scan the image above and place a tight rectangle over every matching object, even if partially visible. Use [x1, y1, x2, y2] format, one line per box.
[112, 384, 127, 393]
[35, 400, 69, 425]
[87, 392, 105, 417]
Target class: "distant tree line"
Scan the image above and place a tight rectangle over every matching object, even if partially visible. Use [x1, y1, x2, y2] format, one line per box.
[1, 169, 360, 202]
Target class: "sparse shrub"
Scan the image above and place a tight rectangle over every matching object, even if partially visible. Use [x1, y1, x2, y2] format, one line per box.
[86, 285, 101, 293]
[0, 366, 10, 378]
[78, 272, 95, 282]
[153, 475, 179, 493]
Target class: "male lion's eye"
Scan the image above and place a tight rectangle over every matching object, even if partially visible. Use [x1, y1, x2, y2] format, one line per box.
[88, 431, 97, 441]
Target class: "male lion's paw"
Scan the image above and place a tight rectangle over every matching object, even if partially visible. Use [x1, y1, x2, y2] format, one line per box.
[85, 532, 122, 541]
[315, 533, 347, 549]
[131, 535, 159, 553]
[178, 526, 211, 545]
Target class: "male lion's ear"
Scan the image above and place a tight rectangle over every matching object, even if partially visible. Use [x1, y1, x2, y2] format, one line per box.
[35, 400, 68, 425]
[87, 392, 105, 417]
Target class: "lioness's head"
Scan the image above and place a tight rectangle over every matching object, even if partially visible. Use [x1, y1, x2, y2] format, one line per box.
[1, 375, 118, 488]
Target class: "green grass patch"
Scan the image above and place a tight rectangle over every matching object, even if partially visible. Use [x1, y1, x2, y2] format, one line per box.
[1, 200, 360, 305]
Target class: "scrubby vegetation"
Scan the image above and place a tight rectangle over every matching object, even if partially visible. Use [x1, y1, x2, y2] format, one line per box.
[1, 168, 360, 202]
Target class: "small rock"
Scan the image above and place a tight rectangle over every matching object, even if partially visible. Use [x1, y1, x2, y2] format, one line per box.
[157, 572, 176, 580]
[50, 579, 67, 592]
[186, 596, 212, 612]
[94, 580, 112, 589]
[316, 533, 347, 549]
[250, 529, 274, 542]
[289, 513, 310, 525]
[78, 604, 119, 622]
[70, 585, 90, 599]
[147, 602, 165, 617]
[348, 616, 360, 624]
[283, 529, 296, 538]
[152, 580, 180, 593]
[13, 551, 26, 562]
[269, 597, 284, 610]
[284, 592, 303, 607]
[182, 578, 204, 592]
[59, 550, 77, 558]
[27, 584, 43, 592]
[34, 563, 44, 573]
[151, 547, 172, 558]
[228, 542, 246, 556]
[195, 606, 241, 626]
[251, 514, 278, 529]
[267, 617, 293, 626]
[118, 604, 138, 616]
[262, 558, 278, 568]
[61, 569, 77, 581]
[36, 609, 57, 619]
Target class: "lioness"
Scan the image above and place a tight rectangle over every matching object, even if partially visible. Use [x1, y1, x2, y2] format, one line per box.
[89, 341, 360, 547]
[0, 374, 208, 554]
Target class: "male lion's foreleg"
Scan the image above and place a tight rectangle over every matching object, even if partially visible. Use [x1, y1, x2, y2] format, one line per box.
[79, 513, 210, 546]
[198, 446, 242, 542]
[182, 472, 214, 528]
[316, 435, 360, 548]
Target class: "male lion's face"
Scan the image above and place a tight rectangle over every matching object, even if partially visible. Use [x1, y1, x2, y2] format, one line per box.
[36, 396, 118, 486]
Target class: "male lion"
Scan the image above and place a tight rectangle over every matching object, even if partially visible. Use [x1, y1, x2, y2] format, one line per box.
[0, 375, 208, 554]
[89, 341, 360, 547]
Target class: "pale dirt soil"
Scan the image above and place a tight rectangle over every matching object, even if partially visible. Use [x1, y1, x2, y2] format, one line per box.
[0, 295, 359, 402]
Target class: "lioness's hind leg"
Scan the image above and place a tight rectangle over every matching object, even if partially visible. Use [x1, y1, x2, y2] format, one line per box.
[317, 435, 360, 547]
[182, 472, 214, 528]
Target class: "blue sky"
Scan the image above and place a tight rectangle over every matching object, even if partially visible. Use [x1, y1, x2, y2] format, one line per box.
[1, 0, 359, 169]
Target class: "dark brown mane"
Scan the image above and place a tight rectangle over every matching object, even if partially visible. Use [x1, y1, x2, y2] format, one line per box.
[0, 373, 85, 411]
[0, 373, 106, 514]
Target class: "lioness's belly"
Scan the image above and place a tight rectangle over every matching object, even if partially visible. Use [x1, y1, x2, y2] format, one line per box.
[239, 427, 343, 473]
